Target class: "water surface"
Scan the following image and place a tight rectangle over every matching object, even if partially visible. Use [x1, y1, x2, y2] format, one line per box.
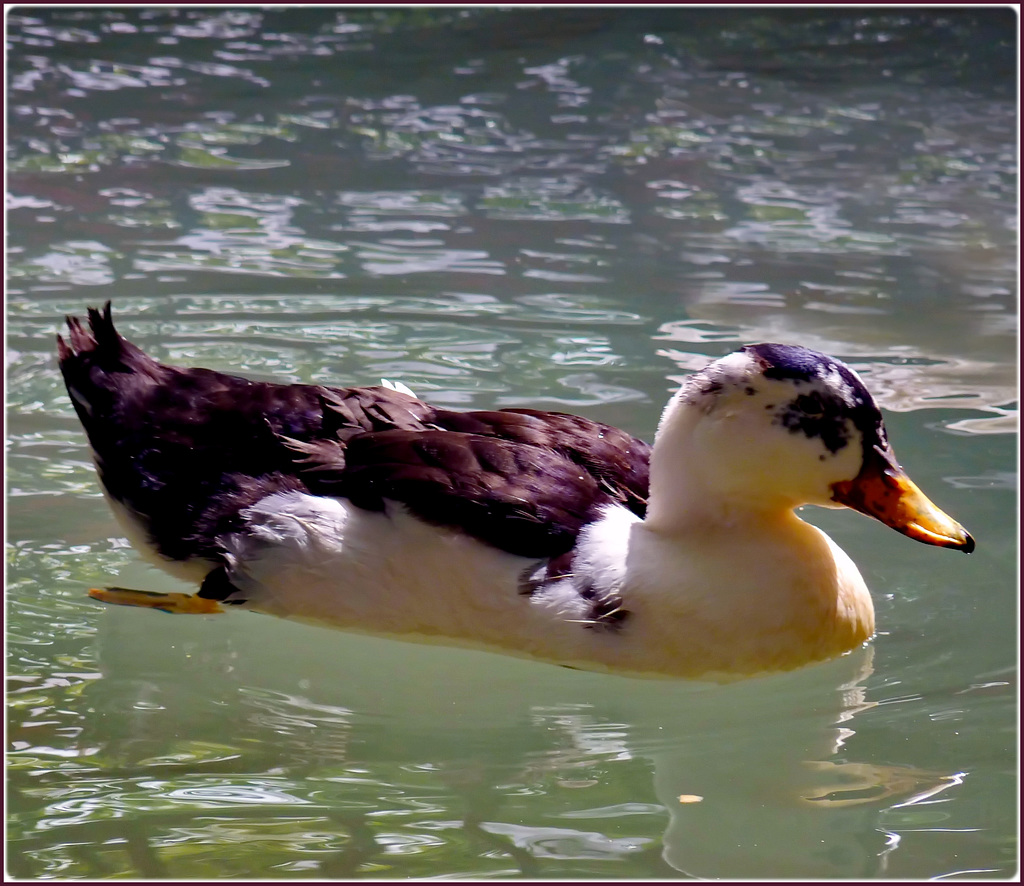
[6, 8, 1018, 879]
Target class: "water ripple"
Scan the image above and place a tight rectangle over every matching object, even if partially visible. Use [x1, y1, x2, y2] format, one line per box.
[5, 8, 1016, 882]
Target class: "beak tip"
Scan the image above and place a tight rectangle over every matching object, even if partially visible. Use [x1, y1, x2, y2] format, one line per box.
[960, 532, 976, 555]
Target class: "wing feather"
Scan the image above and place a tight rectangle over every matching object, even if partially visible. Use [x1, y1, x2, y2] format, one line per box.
[311, 429, 613, 559]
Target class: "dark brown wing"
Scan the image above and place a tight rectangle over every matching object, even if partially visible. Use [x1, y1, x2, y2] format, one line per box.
[312, 429, 615, 559]
[58, 303, 651, 568]
[295, 401, 652, 520]
[431, 408, 650, 517]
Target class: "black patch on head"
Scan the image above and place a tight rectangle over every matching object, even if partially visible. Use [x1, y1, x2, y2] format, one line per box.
[775, 389, 851, 454]
[743, 343, 887, 459]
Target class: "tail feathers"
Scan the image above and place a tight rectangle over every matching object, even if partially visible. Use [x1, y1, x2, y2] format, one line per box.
[58, 302, 167, 431]
[55, 314, 92, 362]
[56, 301, 153, 373]
[57, 301, 107, 363]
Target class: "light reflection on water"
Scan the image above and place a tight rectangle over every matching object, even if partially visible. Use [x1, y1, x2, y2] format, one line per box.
[6, 7, 1017, 881]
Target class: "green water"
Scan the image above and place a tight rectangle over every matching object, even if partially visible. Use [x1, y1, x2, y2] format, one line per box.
[6, 8, 1017, 879]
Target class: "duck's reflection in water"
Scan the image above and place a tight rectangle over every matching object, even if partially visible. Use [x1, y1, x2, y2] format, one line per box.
[79, 611, 965, 879]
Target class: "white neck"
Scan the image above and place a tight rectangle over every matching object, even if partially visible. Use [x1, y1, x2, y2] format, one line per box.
[643, 391, 796, 534]
[644, 394, 720, 532]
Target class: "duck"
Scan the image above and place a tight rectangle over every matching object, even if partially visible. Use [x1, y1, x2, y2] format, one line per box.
[57, 302, 974, 681]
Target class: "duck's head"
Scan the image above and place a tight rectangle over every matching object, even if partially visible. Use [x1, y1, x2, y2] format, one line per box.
[649, 343, 974, 552]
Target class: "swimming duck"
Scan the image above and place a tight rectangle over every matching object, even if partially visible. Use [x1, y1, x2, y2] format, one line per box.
[58, 303, 973, 680]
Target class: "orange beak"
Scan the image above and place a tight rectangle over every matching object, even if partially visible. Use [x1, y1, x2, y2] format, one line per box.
[831, 444, 974, 553]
